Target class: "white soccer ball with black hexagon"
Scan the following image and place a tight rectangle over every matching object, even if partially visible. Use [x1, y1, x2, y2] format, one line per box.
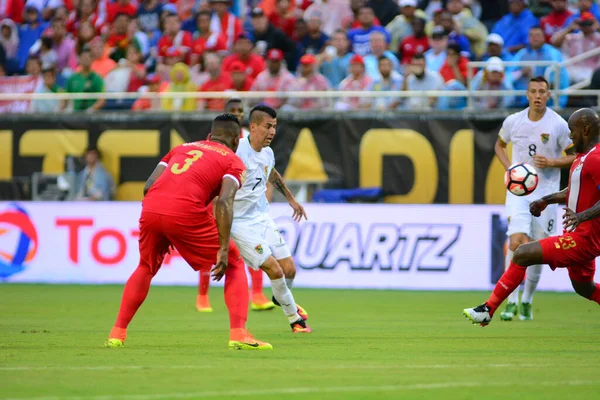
[505, 162, 539, 196]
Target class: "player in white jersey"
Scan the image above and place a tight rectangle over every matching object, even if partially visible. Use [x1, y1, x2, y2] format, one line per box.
[494, 76, 576, 321]
[231, 105, 311, 333]
[196, 99, 276, 313]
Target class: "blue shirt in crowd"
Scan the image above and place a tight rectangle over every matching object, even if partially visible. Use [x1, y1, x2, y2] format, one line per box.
[320, 53, 353, 87]
[347, 26, 390, 56]
[17, 22, 48, 71]
[364, 51, 401, 80]
[300, 33, 330, 55]
[492, 9, 539, 52]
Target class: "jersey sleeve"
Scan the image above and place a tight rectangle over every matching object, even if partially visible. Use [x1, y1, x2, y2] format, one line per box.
[158, 148, 176, 167]
[498, 114, 514, 144]
[589, 154, 600, 190]
[223, 155, 246, 189]
[556, 118, 573, 151]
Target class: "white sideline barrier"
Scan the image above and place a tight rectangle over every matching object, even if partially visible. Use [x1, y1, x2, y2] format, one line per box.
[0, 202, 596, 291]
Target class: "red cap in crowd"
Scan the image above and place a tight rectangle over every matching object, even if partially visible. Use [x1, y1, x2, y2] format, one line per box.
[266, 48, 284, 61]
[230, 61, 246, 72]
[166, 47, 182, 58]
[580, 12, 595, 21]
[146, 74, 161, 84]
[350, 54, 364, 65]
[299, 54, 317, 65]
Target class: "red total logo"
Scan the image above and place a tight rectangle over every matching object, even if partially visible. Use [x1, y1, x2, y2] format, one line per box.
[55, 218, 181, 266]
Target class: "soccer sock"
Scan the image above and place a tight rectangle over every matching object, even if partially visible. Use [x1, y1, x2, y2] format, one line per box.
[248, 267, 264, 296]
[589, 283, 600, 305]
[521, 264, 543, 304]
[271, 278, 301, 323]
[198, 269, 211, 296]
[114, 265, 154, 330]
[487, 261, 527, 314]
[224, 255, 249, 330]
[505, 249, 520, 305]
[285, 277, 294, 290]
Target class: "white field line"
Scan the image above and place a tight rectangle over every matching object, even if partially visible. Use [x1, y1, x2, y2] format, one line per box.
[1, 380, 597, 400]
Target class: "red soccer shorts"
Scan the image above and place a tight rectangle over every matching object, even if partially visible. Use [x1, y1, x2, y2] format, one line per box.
[539, 231, 598, 283]
[138, 210, 241, 274]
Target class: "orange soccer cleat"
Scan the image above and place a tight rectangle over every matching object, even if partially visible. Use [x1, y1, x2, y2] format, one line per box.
[290, 319, 312, 333]
[228, 328, 273, 350]
[250, 292, 275, 311]
[196, 295, 213, 313]
[104, 327, 127, 348]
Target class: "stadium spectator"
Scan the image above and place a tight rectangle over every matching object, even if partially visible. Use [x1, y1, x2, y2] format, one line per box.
[222, 34, 265, 79]
[229, 61, 253, 91]
[25, 56, 43, 89]
[26, 0, 63, 21]
[0, 19, 18, 73]
[438, 11, 471, 57]
[403, 52, 445, 109]
[64, 46, 106, 112]
[0, 0, 24, 23]
[470, 56, 515, 109]
[479, 0, 510, 32]
[107, 0, 137, 24]
[36, 35, 58, 69]
[250, 48, 296, 108]
[155, 46, 183, 80]
[106, 13, 131, 62]
[540, 0, 573, 42]
[75, 146, 114, 201]
[50, 17, 77, 74]
[17, 4, 48, 71]
[318, 28, 353, 87]
[75, 21, 97, 54]
[161, 62, 197, 111]
[364, 30, 400, 80]
[481, 33, 512, 62]
[250, 8, 296, 69]
[511, 26, 569, 107]
[120, 43, 147, 92]
[399, 17, 429, 64]
[298, 12, 329, 55]
[31, 66, 62, 113]
[552, 12, 600, 84]
[367, 55, 404, 110]
[492, 0, 539, 54]
[335, 54, 372, 110]
[132, 73, 167, 111]
[157, 13, 192, 61]
[421, 0, 444, 20]
[346, 0, 381, 30]
[190, 10, 227, 65]
[198, 52, 233, 111]
[208, 0, 243, 50]
[127, 16, 150, 59]
[289, 54, 330, 110]
[424, 26, 447, 72]
[564, 0, 600, 28]
[367, 0, 400, 27]
[446, 0, 488, 59]
[348, 6, 390, 56]
[67, 0, 103, 36]
[386, 0, 426, 53]
[268, 0, 296, 38]
[172, 0, 200, 21]
[439, 42, 468, 85]
[88, 37, 116, 78]
[304, 0, 352, 36]
[137, 0, 163, 46]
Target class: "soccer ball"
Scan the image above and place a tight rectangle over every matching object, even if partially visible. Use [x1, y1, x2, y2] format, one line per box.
[505, 163, 538, 196]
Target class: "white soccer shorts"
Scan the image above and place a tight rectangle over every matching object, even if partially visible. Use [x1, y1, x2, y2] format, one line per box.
[230, 217, 291, 270]
[506, 193, 557, 240]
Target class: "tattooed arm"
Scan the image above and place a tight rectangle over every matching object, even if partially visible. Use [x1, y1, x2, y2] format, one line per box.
[269, 168, 307, 222]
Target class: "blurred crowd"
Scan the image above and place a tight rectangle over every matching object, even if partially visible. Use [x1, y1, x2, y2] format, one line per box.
[1, 0, 600, 112]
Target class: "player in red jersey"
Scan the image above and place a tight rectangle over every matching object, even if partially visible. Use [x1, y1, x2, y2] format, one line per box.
[196, 99, 276, 313]
[464, 108, 600, 326]
[105, 114, 272, 350]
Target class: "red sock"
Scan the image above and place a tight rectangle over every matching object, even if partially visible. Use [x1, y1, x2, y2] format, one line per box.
[248, 267, 264, 296]
[589, 283, 600, 305]
[115, 265, 154, 329]
[198, 269, 211, 296]
[224, 251, 249, 329]
[487, 261, 527, 314]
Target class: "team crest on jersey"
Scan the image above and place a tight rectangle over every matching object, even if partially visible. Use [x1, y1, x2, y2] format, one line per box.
[541, 133, 550, 144]
[255, 244, 264, 254]
[240, 170, 247, 184]
[264, 166, 269, 176]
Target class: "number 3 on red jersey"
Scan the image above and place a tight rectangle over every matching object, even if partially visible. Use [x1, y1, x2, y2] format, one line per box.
[171, 150, 203, 175]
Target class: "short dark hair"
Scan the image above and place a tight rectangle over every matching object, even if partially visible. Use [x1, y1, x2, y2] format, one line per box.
[529, 25, 544, 34]
[85, 146, 101, 159]
[225, 98, 242, 109]
[213, 113, 241, 126]
[378, 55, 391, 63]
[529, 76, 549, 88]
[249, 105, 277, 123]
[114, 12, 131, 21]
[197, 10, 211, 19]
[412, 53, 425, 61]
[447, 42, 462, 55]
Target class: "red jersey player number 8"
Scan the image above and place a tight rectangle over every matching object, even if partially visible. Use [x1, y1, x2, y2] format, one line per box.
[171, 150, 204, 175]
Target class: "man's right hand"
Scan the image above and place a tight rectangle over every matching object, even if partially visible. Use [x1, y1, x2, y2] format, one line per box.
[211, 248, 229, 281]
[530, 199, 548, 217]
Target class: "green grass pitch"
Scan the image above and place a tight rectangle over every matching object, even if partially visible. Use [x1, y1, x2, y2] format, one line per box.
[1, 284, 600, 400]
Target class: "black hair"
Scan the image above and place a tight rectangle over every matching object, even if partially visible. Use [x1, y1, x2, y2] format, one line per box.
[114, 12, 132, 21]
[447, 42, 462, 54]
[378, 55, 391, 63]
[529, 76, 549, 88]
[41, 36, 53, 49]
[197, 10, 212, 19]
[249, 105, 277, 123]
[225, 98, 242, 110]
[85, 146, 102, 159]
[412, 52, 425, 61]
[213, 113, 241, 126]
[529, 25, 544, 33]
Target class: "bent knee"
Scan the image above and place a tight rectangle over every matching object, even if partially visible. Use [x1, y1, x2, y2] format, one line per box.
[262, 257, 284, 279]
[512, 244, 532, 266]
[509, 234, 529, 252]
[571, 280, 595, 298]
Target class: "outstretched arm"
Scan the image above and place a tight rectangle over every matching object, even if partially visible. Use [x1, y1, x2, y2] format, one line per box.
[530, 188, 568, 217]
[533, 147, 576, 169]
[143, 164, 166, 196]
[268, 168, 307, 222]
